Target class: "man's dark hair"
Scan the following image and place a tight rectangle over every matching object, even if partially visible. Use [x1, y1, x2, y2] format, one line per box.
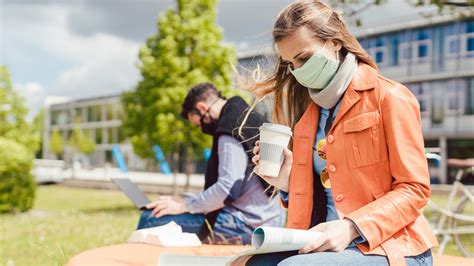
[180, 82, 224, 119]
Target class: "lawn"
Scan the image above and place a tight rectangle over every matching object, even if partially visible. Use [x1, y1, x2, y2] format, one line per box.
[1, 185, 154, 265]
[0, 185, 470, 265]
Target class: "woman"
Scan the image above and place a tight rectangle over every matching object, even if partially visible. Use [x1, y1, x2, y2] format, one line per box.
[249, 1, 438, 265]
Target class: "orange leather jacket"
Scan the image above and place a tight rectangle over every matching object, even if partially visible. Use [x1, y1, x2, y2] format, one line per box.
[285, 63, 438, 265]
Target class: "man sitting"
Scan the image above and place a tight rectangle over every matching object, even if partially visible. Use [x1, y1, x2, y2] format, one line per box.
[136, 83, 283, 244]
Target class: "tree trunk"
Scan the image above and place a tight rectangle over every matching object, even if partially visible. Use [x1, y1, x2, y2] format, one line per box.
[172, 151, 179, 196]
[184, 147, 195, 192]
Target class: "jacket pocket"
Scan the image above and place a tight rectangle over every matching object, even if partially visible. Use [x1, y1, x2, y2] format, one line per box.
[343, 111, 382, 168]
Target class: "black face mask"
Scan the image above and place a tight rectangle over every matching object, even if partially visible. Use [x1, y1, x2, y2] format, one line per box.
[199, 113, 218, 135]
[198, 100, 219, 135]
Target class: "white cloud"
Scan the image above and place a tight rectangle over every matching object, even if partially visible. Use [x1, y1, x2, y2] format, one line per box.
[3, 2, 141, 102]
[50, 32, 141, 98]
[13, 82, 45, 121]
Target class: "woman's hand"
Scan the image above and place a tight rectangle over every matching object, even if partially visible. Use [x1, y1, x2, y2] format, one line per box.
[145, 196, 188, 218]
[299, 219, 360, 253]
[251, 140, 292, 192]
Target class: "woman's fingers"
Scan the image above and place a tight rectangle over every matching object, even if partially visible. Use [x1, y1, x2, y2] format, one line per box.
[253, 144, 260, 156]
[281, 148, 293, 166]
[252, 155, 260, 165]
[299, 234, 327, 254]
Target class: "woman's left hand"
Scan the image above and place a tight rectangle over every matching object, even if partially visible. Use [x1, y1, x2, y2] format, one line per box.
[299, 219, 360, 253]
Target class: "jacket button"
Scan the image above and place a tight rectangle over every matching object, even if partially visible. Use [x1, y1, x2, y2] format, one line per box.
[329, 165, 336, 173]
[327, 135, 334, 144]
[336, 194, 344, 202]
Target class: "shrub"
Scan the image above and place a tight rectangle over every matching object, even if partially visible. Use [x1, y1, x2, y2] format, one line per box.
[0, 137, 35, 213]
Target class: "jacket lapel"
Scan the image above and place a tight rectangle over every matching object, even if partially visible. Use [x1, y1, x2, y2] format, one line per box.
[330, 63, 378, 130]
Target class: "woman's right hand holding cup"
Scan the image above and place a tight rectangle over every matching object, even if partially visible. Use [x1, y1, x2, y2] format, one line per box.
[252, 140, 292, 192]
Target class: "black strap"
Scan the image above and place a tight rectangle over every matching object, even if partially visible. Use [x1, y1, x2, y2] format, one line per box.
[313, 99, 342, 152]
[324, 104, 338, 135]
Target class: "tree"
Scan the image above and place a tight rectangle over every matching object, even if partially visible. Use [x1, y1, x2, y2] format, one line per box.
[122, 0, 240, 170]
[68, 125, 96, 155]
[48, 128, 64, 159]
[32, 109, 44, 158]
[0, 65, 39, 154]
[330, 0, 473, 26]
[0, 137, 35, 213]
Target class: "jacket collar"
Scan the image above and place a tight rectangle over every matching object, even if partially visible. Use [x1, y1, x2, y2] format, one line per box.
[349, 63, 378, 92]
[330, 63, 378, 130]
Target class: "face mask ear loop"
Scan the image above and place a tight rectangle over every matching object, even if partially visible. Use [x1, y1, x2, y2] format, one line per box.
[318, 41, 328, 54]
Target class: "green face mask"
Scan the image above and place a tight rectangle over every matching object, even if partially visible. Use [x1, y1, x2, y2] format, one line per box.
[289, 42, 340, 90]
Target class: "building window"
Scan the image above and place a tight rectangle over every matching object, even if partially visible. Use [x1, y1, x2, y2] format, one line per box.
[95, 128, 102, 144]
[466, 78, 474, 115]
[461, 20, 474, 56]
[447, 36, 461, 55]
[445, 79, 466, 115]
[399, 42, 412, 63]
[87, 105, 101, 122]
[367, 38, 388, 66]
[466, 34, 474, 53]
[106, 104, 114, 121]
[390, 35, 399, 66]
[408, 82, 431, 117]
[399, 29, 432, 64]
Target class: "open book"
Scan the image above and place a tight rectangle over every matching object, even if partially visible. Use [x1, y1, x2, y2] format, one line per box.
[128, 221, 202, 247]
[156, 226, 321, 265]
[226, 226, 322, 265]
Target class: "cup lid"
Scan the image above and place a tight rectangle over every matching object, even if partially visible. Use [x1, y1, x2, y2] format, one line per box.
[259, 123, 292, 137]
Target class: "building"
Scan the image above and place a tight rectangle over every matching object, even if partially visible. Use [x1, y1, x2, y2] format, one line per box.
[237, 5, 474, 184]
[42, 2, 473, 182]
[355, 16, 474, 183]
[42, 94, 147, 170]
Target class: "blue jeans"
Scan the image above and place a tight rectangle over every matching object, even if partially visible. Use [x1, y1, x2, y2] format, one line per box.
[137, 210, 254, 245]
[246, 247, 433, 266]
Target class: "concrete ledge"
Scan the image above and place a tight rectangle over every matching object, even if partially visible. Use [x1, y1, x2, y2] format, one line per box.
[433, 254, 474, 265]
[61, 178, 203, 195]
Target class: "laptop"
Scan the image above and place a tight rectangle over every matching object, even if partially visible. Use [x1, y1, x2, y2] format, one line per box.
[111, 178, 151, 210]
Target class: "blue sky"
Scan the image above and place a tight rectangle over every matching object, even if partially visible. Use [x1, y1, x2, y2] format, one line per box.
[0, 0, 441, 119]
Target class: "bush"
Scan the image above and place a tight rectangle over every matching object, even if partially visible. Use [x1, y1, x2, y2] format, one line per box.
[0, 137, 35, 213]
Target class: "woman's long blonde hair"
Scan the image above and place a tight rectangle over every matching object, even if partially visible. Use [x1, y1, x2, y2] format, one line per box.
[246, 0, 376, 132]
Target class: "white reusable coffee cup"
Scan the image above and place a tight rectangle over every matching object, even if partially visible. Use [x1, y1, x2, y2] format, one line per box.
[258, 123, 293, 177]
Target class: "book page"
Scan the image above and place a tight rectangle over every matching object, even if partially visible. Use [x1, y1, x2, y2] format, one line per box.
[226, 227, 322, 265]
[251, 226, 322, 253]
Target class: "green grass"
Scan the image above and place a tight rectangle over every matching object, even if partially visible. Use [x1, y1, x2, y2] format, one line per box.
[0, 185, 471, 265]
[0, 185, 156, 266]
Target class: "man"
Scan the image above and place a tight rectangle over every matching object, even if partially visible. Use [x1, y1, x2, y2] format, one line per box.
[137, 83, 283, 244]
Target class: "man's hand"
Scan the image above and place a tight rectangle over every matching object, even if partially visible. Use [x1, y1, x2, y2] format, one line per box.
[146, 196, 188, 218]
[299, 219, 360, 253]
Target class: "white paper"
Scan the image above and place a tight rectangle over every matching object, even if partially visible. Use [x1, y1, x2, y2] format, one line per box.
[128, 221, 201, 247]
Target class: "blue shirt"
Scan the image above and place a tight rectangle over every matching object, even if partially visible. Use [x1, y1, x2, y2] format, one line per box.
[313, 102, 342, 223]
[280, 102, 366, 244]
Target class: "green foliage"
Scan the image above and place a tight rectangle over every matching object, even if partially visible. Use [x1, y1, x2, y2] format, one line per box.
[68, 125, 96, 155]
[122, 0, 240, 160]
[0, 65, 40, 154]
[0, 137, 35, 213]
[32, 109, 44, 158]
[330, 0, 473, 25]
[49, 128, 64, 157]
